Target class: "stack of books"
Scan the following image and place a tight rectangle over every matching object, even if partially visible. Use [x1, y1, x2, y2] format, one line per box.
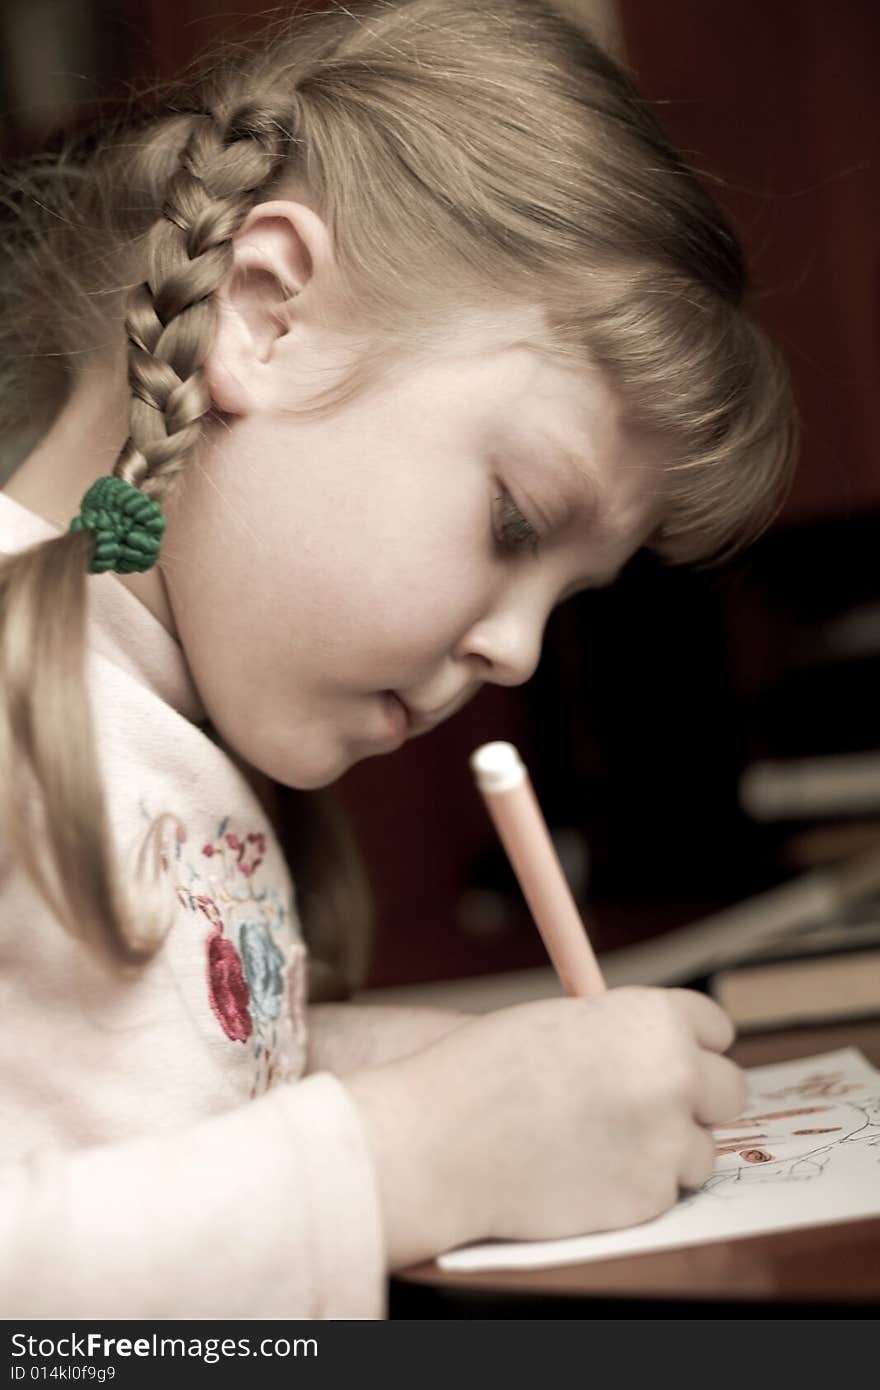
[707, 901, 880, 1032]
[593, 843, 880, 1033]
[714, 749, 880, 1030]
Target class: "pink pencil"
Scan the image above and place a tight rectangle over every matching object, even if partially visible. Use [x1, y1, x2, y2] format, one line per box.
[470, 741, 606, 997]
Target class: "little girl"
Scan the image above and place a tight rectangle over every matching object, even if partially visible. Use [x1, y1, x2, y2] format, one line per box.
[0, 0, 794, 1319]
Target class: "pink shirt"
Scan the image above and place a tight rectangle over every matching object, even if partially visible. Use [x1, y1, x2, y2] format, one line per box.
[0, 492, 385, 1319]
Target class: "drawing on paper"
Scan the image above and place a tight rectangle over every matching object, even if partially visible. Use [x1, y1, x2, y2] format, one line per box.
[700, 1065, 880, 1196]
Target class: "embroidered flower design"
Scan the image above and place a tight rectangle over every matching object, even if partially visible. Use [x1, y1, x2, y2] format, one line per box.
[201, 829, 265, 877]
[140, 802, 307, 1091]
[239, 921, 285, 1024]
[206, 927, 253, 1043]
[194, 894, 224, 932]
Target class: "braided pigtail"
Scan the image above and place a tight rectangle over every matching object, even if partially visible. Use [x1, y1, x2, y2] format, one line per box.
[0, 102, 297, 962]
[115, 105, 295, 505]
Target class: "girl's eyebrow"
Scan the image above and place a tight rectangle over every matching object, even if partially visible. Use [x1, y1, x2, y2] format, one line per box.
[566, 460, 601, 529]
[518, 433, 601, 531]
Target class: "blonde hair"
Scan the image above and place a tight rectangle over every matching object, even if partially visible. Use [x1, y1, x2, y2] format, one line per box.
[0, 0, 796, 966]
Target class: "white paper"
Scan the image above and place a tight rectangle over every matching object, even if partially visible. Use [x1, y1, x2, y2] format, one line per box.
[438, 1047, 880, 1272]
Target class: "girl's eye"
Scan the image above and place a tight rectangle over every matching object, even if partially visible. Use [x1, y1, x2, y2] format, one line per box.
[494, 490, 541, 557]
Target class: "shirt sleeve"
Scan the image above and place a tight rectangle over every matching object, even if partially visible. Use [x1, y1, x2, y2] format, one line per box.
[0, 1073, 386, 1320]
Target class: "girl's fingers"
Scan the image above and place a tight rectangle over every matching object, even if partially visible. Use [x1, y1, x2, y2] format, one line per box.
[679, 1122, 718, 1192]
[667, 987, 737, 1054]
[693, 1049, 749, 1128]
[681, 1058, 747, 1190]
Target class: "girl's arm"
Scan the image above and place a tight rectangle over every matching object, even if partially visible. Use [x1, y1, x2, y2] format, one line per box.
[305, 1003, 471, 1076]
[0, 1073, 386, 1318]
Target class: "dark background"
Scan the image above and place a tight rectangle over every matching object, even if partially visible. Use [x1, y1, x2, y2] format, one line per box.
[3, 0, 879, 987]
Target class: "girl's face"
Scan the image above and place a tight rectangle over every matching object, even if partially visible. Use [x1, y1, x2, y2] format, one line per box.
[162, 311, 665, 789]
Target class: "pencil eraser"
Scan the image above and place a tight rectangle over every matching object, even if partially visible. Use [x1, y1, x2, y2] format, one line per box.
[470, 741, 525, 793]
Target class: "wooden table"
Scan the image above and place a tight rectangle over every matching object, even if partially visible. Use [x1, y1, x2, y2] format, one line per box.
[391, 1019, 880, 1316]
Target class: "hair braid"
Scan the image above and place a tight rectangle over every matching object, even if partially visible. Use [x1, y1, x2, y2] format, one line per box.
[0, 101, 301, 966]
[115, 103, 297, 500]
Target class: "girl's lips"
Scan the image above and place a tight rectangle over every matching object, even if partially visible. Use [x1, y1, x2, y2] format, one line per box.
[394, 694, 444, 736]
[379, 690, 410, 744]
[395, 688, 475, 737]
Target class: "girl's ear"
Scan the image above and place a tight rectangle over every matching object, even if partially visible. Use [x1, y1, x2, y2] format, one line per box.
[203, 200, 335, 416]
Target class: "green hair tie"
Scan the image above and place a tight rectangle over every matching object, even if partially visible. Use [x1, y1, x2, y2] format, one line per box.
[70, 476, 167, 575]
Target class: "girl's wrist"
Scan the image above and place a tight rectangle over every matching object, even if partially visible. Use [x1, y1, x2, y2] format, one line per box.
[305, 1002, 472, 1076]
[343, 1040, 487, 1269]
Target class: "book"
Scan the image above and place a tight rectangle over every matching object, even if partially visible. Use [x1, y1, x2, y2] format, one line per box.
[740, 750, 880, 820]
[709, 945, 880, 1032]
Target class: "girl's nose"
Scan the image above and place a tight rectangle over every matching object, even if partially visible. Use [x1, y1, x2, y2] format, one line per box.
[456, 599, 547, 688]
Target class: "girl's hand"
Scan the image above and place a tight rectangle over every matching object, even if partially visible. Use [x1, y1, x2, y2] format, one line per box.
[344, 986, 746, 1268]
